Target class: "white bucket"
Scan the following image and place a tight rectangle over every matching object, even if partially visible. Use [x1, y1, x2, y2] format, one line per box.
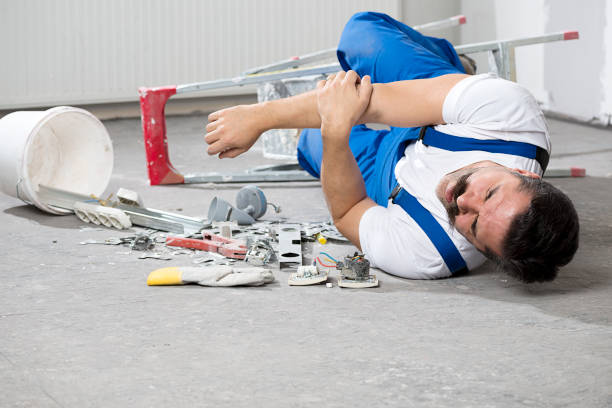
[0, 106, 113, 214]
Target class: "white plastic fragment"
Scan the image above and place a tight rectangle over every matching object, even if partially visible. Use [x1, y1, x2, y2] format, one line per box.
[73, 202, 132, 230]
[288, 265, 328, 286]
[212, 221, 238, 239]
[116, 188, 143, 207]
[138, 252, 172, 260]
[326, 282, 333, 288]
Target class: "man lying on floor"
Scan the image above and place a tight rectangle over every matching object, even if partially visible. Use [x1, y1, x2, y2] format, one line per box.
[203, 12, 579, 282]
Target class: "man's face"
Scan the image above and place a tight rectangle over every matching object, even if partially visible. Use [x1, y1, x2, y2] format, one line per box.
[436, 165, 534, 256]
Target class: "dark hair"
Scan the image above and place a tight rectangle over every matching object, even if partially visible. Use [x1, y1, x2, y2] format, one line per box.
[486, 175, 579, 283]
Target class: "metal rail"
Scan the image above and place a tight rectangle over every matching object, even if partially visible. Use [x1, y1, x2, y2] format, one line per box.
[177, 64, 339, 94]
[454, 31, 578, 54]
[240, 48, 337, 77]
[184, 164, 317, 184]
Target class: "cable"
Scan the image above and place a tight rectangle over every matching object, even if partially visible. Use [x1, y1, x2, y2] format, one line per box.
[316, 257, 336, 268]
[319, 251, 338, 263]
[321, 256, 336, 264]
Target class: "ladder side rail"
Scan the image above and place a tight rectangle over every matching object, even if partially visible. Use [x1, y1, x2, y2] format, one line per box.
[176, 63, 341, 94]
[242, 48, 337, 76]
[455, 31, 577, 55]
[413, 14, 466, 32]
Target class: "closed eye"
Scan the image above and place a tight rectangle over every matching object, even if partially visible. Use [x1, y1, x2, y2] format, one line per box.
[486, 186, 500, 201]
[472, 186, 500, 239]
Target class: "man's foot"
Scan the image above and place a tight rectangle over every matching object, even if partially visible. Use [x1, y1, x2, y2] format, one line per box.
[459, 54, 477, 75]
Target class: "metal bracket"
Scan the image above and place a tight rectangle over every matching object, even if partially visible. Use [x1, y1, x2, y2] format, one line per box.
[185, 163, 316, 184]
[37, 184, 208, 234]
[277, 224, 302, 268]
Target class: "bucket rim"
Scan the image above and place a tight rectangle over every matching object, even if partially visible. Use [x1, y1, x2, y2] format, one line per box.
[20, 106, 113, 215]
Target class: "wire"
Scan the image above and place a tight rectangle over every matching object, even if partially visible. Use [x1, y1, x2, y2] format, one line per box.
[316, 257, 336, 268]
[319, 255, 337, 265]
[319, 251, 338, 263]
[321, 256, 336, 264]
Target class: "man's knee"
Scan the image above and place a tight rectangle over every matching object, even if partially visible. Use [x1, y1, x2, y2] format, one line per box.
[338, 12, 392, 72]
[342, 11, 392, 41]
[345, 11, 393, 27]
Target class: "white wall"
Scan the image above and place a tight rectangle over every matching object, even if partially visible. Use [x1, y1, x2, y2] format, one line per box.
[0, 0, 470, 111]
[544, 0, 607, 122]
[460, 0, 612, 125]
[2, 0, 610, 125]
[603, 1, 612, 124]
[494, 0, 548, 103]
[399, 0, 460, 44]
[458, 0, 497, 76]
[0, 0, 400, 109]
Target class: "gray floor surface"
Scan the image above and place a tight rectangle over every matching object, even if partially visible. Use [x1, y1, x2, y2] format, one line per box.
[1, 114, 611, 407]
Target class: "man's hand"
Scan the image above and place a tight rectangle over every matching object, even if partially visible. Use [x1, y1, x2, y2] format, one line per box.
[204, 104, 266, 159]
[316, 71, 373, 139]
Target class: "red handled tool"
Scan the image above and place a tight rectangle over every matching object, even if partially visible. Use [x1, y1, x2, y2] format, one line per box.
[166, 233, 247, 259]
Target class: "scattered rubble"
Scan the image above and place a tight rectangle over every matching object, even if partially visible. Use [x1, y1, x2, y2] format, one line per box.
[68, 186, 378, 288]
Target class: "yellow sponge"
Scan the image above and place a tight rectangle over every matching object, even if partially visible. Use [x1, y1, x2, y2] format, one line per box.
[147, 267, 184, 286]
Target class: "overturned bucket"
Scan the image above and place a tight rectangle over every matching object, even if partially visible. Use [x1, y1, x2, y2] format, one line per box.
[0, 106, 113, 214]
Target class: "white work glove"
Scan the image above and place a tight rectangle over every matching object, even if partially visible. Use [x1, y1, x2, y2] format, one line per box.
[182, 266, 274, 287]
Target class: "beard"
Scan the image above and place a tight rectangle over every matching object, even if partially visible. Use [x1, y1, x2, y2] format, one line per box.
[445, 171, 474, 226]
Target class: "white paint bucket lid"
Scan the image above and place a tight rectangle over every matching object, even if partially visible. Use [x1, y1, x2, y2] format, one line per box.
[0, 106, 113, 214]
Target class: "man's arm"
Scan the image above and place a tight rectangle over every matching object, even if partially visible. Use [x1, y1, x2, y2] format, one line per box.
[315, 71, 376, 248]
[315, 72, 469, 248]
[363, 73, 468, 127]
[204, 73, 468, 158]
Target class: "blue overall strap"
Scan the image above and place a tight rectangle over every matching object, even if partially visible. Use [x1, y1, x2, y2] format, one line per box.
[390, 186, 468, 275]
[419, 127, 549, 171]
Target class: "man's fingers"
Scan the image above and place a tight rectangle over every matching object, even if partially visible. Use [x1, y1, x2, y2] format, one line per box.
[208, 110, 221, 122]
[317, 79, 326, 89]
[204, 128, 220, 145]
[334, 71, 346, 82]
[204, 123, 223, 143]
[205, 119, 220, 133]
[360, 75, 373, 95]
[344, 70, 359, 85]
[206, 139, 228, 156]
[219, 147, 245, 159]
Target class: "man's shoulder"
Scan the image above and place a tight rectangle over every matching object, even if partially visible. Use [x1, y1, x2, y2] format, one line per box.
[440, 73, 549, 149]
[359, 202, 486, 280]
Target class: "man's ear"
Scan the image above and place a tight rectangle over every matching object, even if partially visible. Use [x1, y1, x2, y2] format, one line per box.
[512, 168, 541, 179]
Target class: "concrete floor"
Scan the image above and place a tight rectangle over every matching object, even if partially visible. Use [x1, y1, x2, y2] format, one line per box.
[1, 114, 611, 407]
